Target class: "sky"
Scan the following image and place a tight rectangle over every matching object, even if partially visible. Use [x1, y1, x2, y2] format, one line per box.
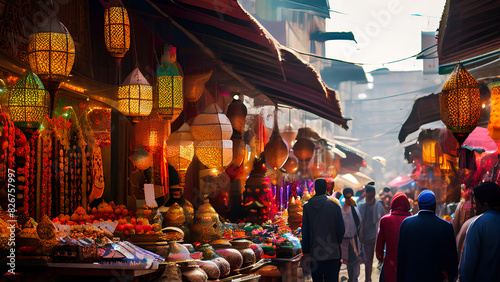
[326, 0, 446, 72]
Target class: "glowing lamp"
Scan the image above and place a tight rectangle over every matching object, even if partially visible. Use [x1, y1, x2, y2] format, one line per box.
[281, 124, 297, 148]
[293, 138, 315, 161]
[104, 0, 130, 59]
[422, 139, 438, 165]
[190, 103, 233, 141]
[118, 68, 153, 117]
[166, 123, 194, 185]
[440, 63, 480, 144]
[155, 45, 183, 121]
[264, 109, 288, 170]
[28, 14, 75, 82]
[282, 151, 299, 174]
[488, 86, 500, 141]
[129, 145, 153, 170]
[195, 140, 233, 170]
[135, 110, 166, 152]
[8, 72, 50, 128]
[226, 96, 247, 134]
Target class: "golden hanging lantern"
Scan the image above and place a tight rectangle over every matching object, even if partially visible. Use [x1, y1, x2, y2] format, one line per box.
[422, 139, 438, 165]
[281, 124, 297, 148]
[8, 72, 50, 128]
[191, 103, 233, 141]
[282, 151, 299, 174]
[129, 145, 153, 170]
[488, 86, 500, 141]
[195, 140, 233, 170]
[293, 138, 315, 161]
[440, 63, 480, 144]
[28, 13, 75, 82]
[226, 96, 247, 134]
[155, 45, 183, 121]
[118, 68, 153, 117]
[264, 108, 288, 170]
[135, 110, 166, 153]
[166, 123, 195, 185]
[184, 70, 213, 104]
[104, 0, 130, 59]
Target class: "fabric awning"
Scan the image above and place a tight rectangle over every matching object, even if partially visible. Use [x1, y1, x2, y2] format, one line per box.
[398, 93, 441, 143]
[128, 0, 348, 128]
[438, 0, 500, 75]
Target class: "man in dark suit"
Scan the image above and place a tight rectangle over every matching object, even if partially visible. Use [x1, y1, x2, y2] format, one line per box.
[397, 190, 458, 282]
[302, 178, 345, 281]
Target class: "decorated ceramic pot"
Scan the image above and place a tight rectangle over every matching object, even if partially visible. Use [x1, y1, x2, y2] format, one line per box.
[180, 264, 208, 282]
[195, 260, 220, 279]
[163, 226, 185, 242]
[196, 244, 231, 277]
[191, 199, 224, 244]
[230, 239, 255, 266]
[215, 248, 243, 272]
[159, 262, 182, 281]
[163, 203, 186, 227]
[166, 241, 193, 263]
[250, 244, 264, 262]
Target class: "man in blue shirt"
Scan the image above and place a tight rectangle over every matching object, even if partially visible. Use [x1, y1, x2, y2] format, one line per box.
[459, 181, 500, 281]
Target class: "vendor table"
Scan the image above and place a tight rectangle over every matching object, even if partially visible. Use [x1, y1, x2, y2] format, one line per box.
[268, 253, 303, 282]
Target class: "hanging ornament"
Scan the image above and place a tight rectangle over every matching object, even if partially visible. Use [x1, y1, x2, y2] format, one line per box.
[8, 72, 50, 128]
[264, 107, 288, 170]
[184, 70, 213, 105]
[129, 145, 153, 170]
[118, 68, 153, 117]
[104, 0, 130, 60]
[282, 151, 299, 174]
[166, 123, 195, 186]
[440, 63, 480, 145]
[293, 138, 315, 161]
[155, 45, 183, 121]
[226, 95, 247, 134]
[135, 110, 166, 153]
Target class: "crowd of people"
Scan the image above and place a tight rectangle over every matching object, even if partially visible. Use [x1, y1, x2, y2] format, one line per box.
[301, 179, 500, 282]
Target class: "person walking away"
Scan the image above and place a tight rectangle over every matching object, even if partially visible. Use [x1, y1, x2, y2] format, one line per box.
[452, 185, 472, 237]
[375, 193, 411, 282]
[397, 190, 458, 282]
[341, 187, 363, 282]
[358, 184, 385, 282]
[459, 181, 500, 281]
[302, 178, 345, 282]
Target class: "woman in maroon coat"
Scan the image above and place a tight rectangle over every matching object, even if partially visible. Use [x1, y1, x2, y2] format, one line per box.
[375, 193, 411, 282]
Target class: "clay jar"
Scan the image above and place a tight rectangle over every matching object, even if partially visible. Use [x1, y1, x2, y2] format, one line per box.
[163, 203, 186, 227]
[158, 262, 182, 281]
[180, 264, 208, 282]
[230, 239, 256, 267]
[215, 248, 243, 272]
[196, 244, 231, 277]
[250, 244, 264, 262]
[191, 199, 224, 244]
[166, 241, 193, 263]
[195, 260, 220, 279]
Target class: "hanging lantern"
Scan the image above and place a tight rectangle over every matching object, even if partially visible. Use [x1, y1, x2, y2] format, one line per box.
[118, 68, 153, 117]
[166, 123, 194, 185]
[195, 140, 233, 170]
[488, 86, 500, 142]
[104, 0, 130, 59]
[155, 45, 183, 121]
[184, 70, 213, 104]
[293, 138, 315, 161]
[8, 72, 50, 128]
[264, 108, 288, 170]
[440, 63, 480, 144]
[129, 145, 153, 170]
[282, 151, 299, 174]
[281, 124, 297, 148]
[28, 13, 75, 82]
[422, 139, 438, 165]
[135, 110, 166, 153]
[230, 132, 246, 167]
[191, 103, 233, 141]
[226, 96, 247, 134]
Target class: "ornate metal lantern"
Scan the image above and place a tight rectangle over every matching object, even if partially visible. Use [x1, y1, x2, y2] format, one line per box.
[166, 123, 195, 186]
[104, 0, 130, 60]
[135, 110, 166, 153]
[8, 72, 50, 128]
[155, 45, 183, 121]
[118, 68, 153, 117]
[28, 13, 75, 82]
[440, 63, 480, 144]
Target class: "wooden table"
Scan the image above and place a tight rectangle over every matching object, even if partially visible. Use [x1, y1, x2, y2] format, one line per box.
[268, 254, 303, 282]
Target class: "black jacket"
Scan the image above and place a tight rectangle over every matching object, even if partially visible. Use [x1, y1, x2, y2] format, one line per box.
[302, 194, 345, 261]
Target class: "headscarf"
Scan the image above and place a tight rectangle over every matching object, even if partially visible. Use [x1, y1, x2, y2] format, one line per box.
[391, 192, 411, 213]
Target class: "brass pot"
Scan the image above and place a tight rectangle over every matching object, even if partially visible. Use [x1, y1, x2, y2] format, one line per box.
[163, 203, 186, 227]
[191, 199, 223, 244]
